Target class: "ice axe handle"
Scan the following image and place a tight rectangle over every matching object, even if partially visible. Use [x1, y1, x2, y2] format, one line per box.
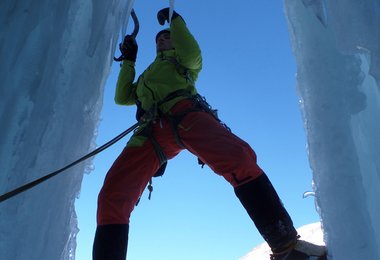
[114, 9, 139, 62]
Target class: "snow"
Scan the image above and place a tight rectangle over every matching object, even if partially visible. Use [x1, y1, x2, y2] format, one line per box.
[241, 222, 325, 260]
[0, 0, 379, 260]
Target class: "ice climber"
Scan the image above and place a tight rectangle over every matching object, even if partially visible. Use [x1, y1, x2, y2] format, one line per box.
[92, 8, 327, 260]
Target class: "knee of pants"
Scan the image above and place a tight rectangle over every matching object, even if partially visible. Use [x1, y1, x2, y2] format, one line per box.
[96, 142, 161, 225]
[97, 185, 140, 225]
[219, 143, 264, 187]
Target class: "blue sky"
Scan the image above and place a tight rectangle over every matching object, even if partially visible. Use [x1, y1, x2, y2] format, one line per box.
[75, 1, 320, 259]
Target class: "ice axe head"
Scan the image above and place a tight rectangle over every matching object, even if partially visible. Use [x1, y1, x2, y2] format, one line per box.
[130, 9, 139, 39]
[114, 9, 139, 62]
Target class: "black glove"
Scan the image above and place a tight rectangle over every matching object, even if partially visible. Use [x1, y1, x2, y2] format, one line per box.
[157, 8, 181, 25]
[119, 35, 138, 61]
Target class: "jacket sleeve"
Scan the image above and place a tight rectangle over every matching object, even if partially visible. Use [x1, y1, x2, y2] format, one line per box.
[170, 16, 202, 71]
[114, 60, 137, 105]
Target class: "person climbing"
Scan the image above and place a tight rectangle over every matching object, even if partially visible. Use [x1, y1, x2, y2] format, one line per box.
[92, 8, 327, 260]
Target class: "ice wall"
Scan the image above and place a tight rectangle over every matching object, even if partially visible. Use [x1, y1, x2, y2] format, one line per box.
[284, 0, 380, 259]
[0, 1, 129, 259]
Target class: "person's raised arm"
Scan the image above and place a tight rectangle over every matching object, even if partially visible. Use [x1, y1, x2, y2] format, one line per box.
[114, 35, 138, 105]
[157, 8, 202, 71]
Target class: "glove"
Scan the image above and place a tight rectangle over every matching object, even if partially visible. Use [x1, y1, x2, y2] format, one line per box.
[157, 8, 181, 25]
[119, 35, 138, 61]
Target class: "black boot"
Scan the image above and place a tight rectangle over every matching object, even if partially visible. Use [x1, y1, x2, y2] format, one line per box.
[93, 224, 129, 260]
[270, 239, 327, 260]
[234, 173, 298, 253]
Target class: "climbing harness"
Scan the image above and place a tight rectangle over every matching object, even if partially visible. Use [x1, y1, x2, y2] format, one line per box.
[0, 122, 140, 203]
[138, 88, 231, 172]
[132, 88, 232, 204]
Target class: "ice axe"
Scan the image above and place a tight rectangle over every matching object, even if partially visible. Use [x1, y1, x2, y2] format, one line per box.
[114, 8, 139, 62]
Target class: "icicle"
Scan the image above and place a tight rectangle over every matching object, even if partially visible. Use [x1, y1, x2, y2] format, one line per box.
[169, 0, 175, 23]
[301, 0, 328, 27]
[303, 191, 316, 198]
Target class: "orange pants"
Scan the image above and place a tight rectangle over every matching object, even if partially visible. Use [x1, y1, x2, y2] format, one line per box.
[97, 100, 263, 225]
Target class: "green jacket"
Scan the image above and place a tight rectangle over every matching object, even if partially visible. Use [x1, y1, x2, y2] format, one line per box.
[114, 16, 202, 114]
